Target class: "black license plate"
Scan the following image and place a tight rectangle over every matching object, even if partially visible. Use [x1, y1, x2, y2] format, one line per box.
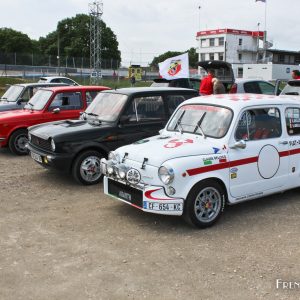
[107, 179, 143, 208]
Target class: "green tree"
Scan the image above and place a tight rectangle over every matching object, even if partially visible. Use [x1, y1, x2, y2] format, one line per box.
[0, 28, 35, 53]
[150, 48, 199, 69]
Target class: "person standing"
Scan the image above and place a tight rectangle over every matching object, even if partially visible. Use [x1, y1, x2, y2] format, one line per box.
[199, 69, 215, 95]
[130, 75, 136, 86]
[212, 78, 226, 94]
[291, 70, 300, 80]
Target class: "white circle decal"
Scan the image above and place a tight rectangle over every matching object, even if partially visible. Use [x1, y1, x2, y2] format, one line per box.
[257, 145, 280, 179]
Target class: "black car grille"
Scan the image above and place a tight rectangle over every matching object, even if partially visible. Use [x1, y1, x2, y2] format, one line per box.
[31, 135, 52, 151]
[107, 178, 143, 208]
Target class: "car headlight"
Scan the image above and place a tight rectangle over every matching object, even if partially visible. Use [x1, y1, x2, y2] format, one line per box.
[28, 133, 31, 142]
[117, 164, 128, 179]
[50, 139, 55, 151]
[158, 165, 175, 185]
[108, 151, 120, 163]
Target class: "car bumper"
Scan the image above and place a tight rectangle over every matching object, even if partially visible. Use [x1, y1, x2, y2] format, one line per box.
[0, 137, 7, 147]
[103, 176, 184, 216]
[27, 143, 73, 172]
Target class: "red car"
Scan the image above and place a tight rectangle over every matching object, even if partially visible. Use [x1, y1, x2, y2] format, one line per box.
[0, 85, 110, 155]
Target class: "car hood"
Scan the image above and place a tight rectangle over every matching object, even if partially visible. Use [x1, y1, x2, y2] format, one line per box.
[0, 108, 38, 119]
[116, 134, 226, 167]
[0, 102, 19, 112]
[29, 119, 114, 142]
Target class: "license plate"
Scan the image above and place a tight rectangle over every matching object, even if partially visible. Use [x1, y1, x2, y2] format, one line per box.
[144, 202, 183, 212]
[31, 151, 42, 163]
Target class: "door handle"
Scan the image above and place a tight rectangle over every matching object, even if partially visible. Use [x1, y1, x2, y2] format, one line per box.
[279, 141, 288, 145]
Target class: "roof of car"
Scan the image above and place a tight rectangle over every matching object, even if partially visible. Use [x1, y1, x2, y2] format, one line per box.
[40, 85, 109, 92]
[182, 93, 300, 110]
[39, 76, 73, 80]
[102, 87, 197, 95]
[234, 78, 273, 83]
[12, 83, 67, 88]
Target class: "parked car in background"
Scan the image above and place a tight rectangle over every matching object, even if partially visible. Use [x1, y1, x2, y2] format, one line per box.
[229, 79, 279, 95]
[27, 87, 199, 185]
[101, 93, 300, 228]
[0, 85, 110, 155]
[151, 78, 200, 91]
[279, 79, 300, 95]
[38, 76, 79, 86]
[0, 83, 67, 112]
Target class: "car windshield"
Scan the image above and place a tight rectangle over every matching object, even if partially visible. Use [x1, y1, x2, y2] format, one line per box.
[85, 92, 128, 122]
[167, 104, 233, 138]
[24, 90, 53, 110]
[0, 85, 24, 102]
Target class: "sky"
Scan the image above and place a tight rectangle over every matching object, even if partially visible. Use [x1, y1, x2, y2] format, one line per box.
[0, 0, 299, 67]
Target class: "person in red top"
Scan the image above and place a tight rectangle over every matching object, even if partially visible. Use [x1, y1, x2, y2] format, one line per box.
[199, 69, 215, 95]
[291, 70, 300, 80]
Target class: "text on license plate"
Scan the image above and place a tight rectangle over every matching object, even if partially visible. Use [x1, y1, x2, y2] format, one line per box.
[31, 152, 42, 163]
[143, 202, 183, 211]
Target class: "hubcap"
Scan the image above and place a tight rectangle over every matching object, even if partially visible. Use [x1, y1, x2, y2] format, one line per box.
[80, 156, 101, 182]
[194, 187, 222, 223]
[14, 134, 28, 154]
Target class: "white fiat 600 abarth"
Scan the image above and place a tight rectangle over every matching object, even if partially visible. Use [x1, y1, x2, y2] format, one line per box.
[101, 94, 300, 228]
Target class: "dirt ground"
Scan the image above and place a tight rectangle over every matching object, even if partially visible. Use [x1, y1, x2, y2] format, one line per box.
[0, 148, 299, 300]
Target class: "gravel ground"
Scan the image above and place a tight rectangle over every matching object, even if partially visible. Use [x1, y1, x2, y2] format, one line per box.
[0, 148, 299, 300]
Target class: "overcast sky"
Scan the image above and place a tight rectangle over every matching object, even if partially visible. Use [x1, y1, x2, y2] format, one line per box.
[0, 0, 299, 66]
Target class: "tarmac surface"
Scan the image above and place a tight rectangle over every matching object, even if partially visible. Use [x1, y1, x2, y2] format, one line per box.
[0, 148, 299, 300]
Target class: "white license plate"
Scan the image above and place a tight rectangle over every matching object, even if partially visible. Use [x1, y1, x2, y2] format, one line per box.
[144, 202, 183, 212]
[31, 151, 42, 163]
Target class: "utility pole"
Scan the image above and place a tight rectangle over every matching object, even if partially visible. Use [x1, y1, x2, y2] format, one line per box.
[89, 1, 103, 85]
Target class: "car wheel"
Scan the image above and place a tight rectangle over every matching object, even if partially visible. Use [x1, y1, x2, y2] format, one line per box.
[72, 150, 103, 185]
[8, 129, 29, 155]
[183, 180, 226, 228]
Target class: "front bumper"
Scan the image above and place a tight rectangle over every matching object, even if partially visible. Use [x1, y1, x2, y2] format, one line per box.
[103, 176, 184, 216]
[27, 143, 74, 172]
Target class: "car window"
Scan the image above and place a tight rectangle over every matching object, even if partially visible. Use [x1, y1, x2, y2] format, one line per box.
[61, 78, 75, 85]
[51, 79, 61, 83]
[243, 82, 260, 93]
[48, 92, 83, 110]
[124, 96, 166, 122]
[165, 95, 188, 114]
[235, 108, 281, 141]
[1, 85, 24, 102]
[285, 107, 300, 135]
[20, 88, 31, 102]
[86, 91, 100, 106]
[257, 81, 275, 95]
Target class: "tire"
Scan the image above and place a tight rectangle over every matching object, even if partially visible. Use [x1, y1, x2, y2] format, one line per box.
[183, 180, 226, 228]
[8, 129, 29, 155]
[72, 150, 103, 185]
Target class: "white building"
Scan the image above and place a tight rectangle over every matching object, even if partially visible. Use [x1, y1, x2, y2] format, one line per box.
[196, 28, 264, 78]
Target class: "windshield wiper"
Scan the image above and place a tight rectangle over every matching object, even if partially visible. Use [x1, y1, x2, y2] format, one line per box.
[86, 112, 99, 117]
[24, 102, 34, 110]
[175, 110, 186, 134]
[193, 112, 206, 138]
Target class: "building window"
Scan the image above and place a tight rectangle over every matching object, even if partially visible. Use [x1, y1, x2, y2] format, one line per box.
[273, 54, 279, 63]
[238, 53, 242, 60]
[219, 37, 224, 46]
[200, 53, 206, 61]
[239, 38, 242, 46]
[209, 38, 215, 47]
[295, 55, 300, 64]
[201, 39, 206, 47]
[238, 68, 243, 78]
[219, 53, 224, 61]
[290, 56, 295, 64]
[279, 54, 284, 63]
[209, 53, 214, 61]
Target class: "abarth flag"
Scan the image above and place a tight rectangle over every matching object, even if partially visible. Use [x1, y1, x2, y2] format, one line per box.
[158, 53, 189, 80]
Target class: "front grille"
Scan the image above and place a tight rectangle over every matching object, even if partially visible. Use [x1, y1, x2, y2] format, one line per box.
[31, 135, 52, 151]
[107, 178, 143, 208]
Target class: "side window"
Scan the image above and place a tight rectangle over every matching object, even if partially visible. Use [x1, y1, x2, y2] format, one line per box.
[61, 78, 75, 85]
[243, 82, 260, 94]
[20, 88, 31, 102]
[286, 107, 300, 135]
[86, 91, 100, 106]
[123, 96, 165, 122]
[165, 95, 187, 114]
[49, 92, 83, 110]
[51, 79, 61, 83]
[235, 108, 281, 141]
[257, 82, 275, 95]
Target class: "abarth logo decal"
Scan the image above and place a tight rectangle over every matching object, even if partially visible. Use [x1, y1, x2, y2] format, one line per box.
[164, 138, 193, 148]
[168, 59, 182, 76]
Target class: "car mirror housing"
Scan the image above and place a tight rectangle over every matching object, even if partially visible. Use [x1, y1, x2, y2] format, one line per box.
[52, 108, 60, 114]
[229, 140, 247, 149]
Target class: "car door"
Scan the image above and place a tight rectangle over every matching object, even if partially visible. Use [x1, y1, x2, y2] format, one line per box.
[116, 94, 167, 147]
[45, 91, 84, 121]
[228, 106, 289, 199]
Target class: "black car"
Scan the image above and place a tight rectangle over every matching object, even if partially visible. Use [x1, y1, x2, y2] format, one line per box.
[0, 82, 67, 112]
[27, 87, 198, 185]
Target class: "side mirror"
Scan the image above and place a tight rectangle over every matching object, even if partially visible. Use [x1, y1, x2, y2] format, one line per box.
[229, 140, 247, 149]
[52, 108, 60, 114]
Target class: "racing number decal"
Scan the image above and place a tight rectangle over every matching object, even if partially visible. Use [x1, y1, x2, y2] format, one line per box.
[164, 138, 193, 148]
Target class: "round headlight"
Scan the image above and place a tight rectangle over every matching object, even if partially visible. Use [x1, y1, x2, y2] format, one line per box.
[107, 165, 114, 175]
[108, 151, 120, 163]
[117, 164, 127, 179]
[50, 139, 55, 151]
[158, 165, 175, 185]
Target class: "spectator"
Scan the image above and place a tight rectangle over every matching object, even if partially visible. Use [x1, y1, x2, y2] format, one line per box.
[130, 75, 136, 86]
[212, 78, 226, 94]
[291, 70, 300, 80]
[199, 69, 215, 95]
